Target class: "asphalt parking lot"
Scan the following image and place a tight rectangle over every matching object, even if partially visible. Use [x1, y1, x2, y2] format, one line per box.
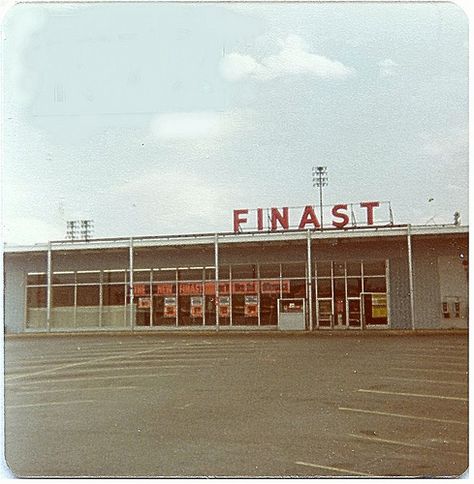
[3, 332, 468, 477]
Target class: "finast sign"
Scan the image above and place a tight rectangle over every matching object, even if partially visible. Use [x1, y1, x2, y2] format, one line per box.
[233, 201, 391, 233]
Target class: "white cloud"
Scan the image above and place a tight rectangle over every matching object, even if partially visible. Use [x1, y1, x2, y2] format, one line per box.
[149, 109, 254, 141]
[115, 168, 236, 233]
[220, 34, 354, 82]
[3, 217, 63, 245]
[378, 58, 399, 77]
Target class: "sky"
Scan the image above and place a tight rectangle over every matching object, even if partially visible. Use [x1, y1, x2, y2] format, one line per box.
[1, 1, 469, 244]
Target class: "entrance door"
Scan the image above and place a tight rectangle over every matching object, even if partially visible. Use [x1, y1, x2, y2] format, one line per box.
[333, 279, 346, 328]
[348, 299, 361, 327]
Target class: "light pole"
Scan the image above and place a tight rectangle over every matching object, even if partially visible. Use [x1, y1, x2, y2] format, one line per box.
[312, 166, 328, 229]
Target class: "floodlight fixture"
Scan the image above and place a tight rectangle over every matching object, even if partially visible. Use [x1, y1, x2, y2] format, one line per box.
[312, 166, 328, 229]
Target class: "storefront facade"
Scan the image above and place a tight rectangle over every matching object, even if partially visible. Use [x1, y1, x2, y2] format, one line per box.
[4, 224, 468, 333]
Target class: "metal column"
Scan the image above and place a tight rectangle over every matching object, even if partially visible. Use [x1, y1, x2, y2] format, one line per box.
[46, 242, 52, 332]
[129, 237, 134, 330]
[215, 233, 219, 331]
[307, 230, 313, 331]
[407, 225, 415, 330]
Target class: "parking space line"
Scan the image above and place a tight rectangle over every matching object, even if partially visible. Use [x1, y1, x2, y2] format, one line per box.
[295, 461, 373, 476]
[392, 367, 467, 375]
[7, 360, 217, 374]
[15, 386, 139, 395]
[6, 400, 96, 409]
[397, 352, 467, 360]
[357, 389, 467, 401]
[338, 407, 467, 425]
[6, 373, 178, 386]
[383, 376, 467, 386]
[391, 360, 466, 367]
[349, 434, 467, 457]
[5, 345, 180, 381]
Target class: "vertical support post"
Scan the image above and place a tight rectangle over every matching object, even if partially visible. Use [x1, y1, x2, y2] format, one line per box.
[307, 230, 313, 331]
[46, 242, 52, 332]
[129, 237, 134, 330]
[407, 224, 415, 330]
[215, 233, 219, 331]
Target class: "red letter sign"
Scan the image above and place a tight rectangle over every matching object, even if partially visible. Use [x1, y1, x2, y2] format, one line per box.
[332, 204, 349, 229]
[271, 207, 289, 231]
[233, 209, 248, 233]
[360, 201, 380, 225]
[298, 205, 320, 229]
[257, 208, 264, 230]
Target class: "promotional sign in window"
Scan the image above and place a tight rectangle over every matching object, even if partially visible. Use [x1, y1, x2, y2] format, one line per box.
[164, 297, 177, 318]
[190, 296, 203, 318]
[134, 284, 148, 296]
[219, 296, 230, 318]
[244, 295, 258, 317]
[154, 284, 175, 295]
[371, 294, 387, 318]
[260, 280, 290, 294]
[138, 297, 151, 309]
[280, 299, 304, 314]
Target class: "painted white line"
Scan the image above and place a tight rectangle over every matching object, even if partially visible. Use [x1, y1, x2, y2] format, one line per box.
[338, 407, 467, 425]
[7, 357, 220, 373]
[5, 344, 181, 381]
[357, 389, 467, 401]
[392, 367, 467, 375]
[383, 376, 467, 386]
[6, 400, 96, 409]
[391, 360, 467, 367]
[5, 372, 178, 386]
[295, 461, 373, 477]
[397, 352, 468, 360]
[14, 386, 139, 395]
[43, 363, 213, 375]
[349, 434, 467, 457]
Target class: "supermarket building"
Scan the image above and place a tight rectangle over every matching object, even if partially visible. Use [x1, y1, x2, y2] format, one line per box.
[3, 216, 468, 333]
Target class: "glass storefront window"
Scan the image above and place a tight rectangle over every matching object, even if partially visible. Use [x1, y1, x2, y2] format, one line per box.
[102, 284, 126, 327]
[333, 262, 345, 277]
[232, 294, 258, 325]
[178, 269, 203, 281]
[232, 264, 257, 279]
[346, 261, 362, 277]
[282, 263, 305, 278]
[52, 272, 75, 285]
[76, 285, 100, 328]
[103, 271, 126, 283]
[178, 296, 203, 326]
[52, 286, 74, 307]
[153, 269, 176, 282]
[364, 277, 386, 293]
[219, 266, 230, 278]
[260, 294, 278, 325]
[259, 263, 280, 278]
[333, 279, 345, 297]
[27, 273, 47, 285]
[26, 286, 47, 329]
[133, 270, 151, 282]
[316, 261, 332, 277]
[27, 286, 47, 307]
[347, 278, 362, 297]
[205, 268, 215, 280]
[363, 293, 388, 325]
[317, 279, 332, 298]
[76, 271, 100, 284]
[363, 260, 386, 276]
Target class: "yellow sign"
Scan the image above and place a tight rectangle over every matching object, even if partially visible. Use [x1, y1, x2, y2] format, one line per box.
[372, 294, 387, 318]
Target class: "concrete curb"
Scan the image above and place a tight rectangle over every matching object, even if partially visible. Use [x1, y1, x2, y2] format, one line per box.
[4, 329, 468, 338]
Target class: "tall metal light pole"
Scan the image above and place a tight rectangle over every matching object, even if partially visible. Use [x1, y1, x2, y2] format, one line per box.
[312, 166, 328, 229]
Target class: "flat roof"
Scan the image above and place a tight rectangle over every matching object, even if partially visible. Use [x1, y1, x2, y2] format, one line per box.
[3, 224, 468, 254]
